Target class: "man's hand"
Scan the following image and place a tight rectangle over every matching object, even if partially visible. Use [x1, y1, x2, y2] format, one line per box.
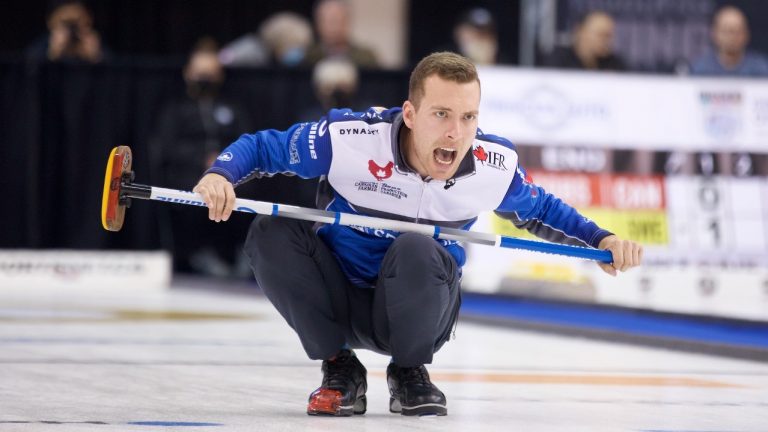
[597, 235, 643, 276]
[77, 29, 103, 63]
[47, 26, 70, 60]
[193, 173, 236, 222]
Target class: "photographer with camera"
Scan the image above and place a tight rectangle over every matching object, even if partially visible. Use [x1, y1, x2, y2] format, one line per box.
[27, 1, 108, 63]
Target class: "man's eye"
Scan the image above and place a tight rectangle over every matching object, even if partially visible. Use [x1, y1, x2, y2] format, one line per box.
[435, 111, 447, 118]
[464, 114, 476, 121]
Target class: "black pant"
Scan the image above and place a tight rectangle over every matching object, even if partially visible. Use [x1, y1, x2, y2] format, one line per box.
[244, 216, 461, 367]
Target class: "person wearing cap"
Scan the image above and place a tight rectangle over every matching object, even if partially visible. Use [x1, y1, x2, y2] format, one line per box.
[450, 7, 508, 65]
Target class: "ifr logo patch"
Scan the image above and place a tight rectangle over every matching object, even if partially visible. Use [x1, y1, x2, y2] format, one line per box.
[473, 145, 507, 171]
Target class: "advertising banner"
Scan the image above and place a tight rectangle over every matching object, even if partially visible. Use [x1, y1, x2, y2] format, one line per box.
[479, 67, 768, 153]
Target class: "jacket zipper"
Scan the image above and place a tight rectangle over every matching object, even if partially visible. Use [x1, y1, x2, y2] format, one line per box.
[414, 175, 429, 223]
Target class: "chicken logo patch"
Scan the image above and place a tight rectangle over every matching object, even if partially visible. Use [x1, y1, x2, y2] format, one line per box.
[368, 160, 394, 181]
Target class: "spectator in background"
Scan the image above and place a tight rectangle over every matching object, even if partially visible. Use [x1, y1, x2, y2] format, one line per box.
[219, 12, 314, 68]
[303, 0, 379, 68]
[450, 7, 507, 65]
[683, 6, 767, 177]
[221, 12, 321, 222]
[300, 58, 360, 121]
[151, 38, 253, 277]
[26, 0, 109, 63]
[689, 5, 768, 76]
[544, 11, 625, 71]
[261, 12, 315, 67]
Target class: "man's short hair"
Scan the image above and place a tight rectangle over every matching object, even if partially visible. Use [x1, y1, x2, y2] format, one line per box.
[408, 52, 479, 108]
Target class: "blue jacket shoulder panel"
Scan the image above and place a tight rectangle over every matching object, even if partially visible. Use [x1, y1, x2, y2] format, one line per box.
[475, 129, 517, 152]
[327, 106, 403, 125]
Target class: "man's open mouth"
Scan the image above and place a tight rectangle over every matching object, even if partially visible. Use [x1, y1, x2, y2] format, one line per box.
[433, 147, 456, 165]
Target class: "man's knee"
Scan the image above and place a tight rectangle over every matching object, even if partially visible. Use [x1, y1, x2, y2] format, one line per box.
[244, 217, 306, 276]
[246, 216, 300, 253]
[247, 215, 286, 242]
[385, 232, 453, 276]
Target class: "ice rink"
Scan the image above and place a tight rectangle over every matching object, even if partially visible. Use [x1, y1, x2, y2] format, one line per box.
[1, 280, 766, 432]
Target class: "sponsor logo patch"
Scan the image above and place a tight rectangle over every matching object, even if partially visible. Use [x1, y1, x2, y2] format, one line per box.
[288, 123, 307, 164]
[473, 145, 508, 171]
[368, 160, 394, 181]
[307, 120, 327, 160]
[318, 120, 327, 136]
[355, 181, 379, 192]
[349, 224, 398, 239]
[217, 152, 233, 162]
[380, 183, 408, 200]
[699, 91, 742, 139]
[339, 127, 379, 136]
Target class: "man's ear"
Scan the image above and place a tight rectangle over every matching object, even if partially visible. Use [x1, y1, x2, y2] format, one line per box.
[402, 100, 415, 128]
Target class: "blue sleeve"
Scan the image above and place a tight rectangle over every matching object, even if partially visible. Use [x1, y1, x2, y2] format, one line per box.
[204, 118, 332, 186]
[495, 166, 612, 249]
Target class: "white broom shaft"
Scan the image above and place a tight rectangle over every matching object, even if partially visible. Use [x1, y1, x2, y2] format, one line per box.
[148, 187, 497, 245]
[145, 186, 612, 262]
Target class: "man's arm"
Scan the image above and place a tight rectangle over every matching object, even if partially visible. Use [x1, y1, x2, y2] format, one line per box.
[496, 167, 642, 275]
[193, 119, 332, 222]
[204, 121, 330, 186]
[500, 212, 596, 247]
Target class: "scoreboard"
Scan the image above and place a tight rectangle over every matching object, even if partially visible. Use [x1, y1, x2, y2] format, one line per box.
[667, 176, 767, 261]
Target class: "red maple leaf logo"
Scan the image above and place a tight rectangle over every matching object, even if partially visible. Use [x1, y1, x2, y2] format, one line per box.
[368, 160, 394, 181]
[472, 145, 487, 163]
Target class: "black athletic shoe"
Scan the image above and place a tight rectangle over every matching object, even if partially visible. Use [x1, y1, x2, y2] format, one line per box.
[387, 363, 447, 416]
[307, 350, 367, 416]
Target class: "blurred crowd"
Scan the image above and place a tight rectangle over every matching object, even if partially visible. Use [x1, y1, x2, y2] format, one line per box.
[25, 0, 768, 75]
[18, 0, 768, 276]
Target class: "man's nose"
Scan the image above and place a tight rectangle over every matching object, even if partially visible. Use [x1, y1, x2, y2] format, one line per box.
[445, 118, 462, 141]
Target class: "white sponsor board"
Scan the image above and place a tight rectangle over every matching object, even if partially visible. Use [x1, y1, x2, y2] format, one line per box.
[478, 66, 768, 153]
[0, 250, 171, 289]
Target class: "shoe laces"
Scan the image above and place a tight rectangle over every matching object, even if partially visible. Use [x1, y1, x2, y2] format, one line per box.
[323, 351, 358, 387]
[398, 365, 433, 389]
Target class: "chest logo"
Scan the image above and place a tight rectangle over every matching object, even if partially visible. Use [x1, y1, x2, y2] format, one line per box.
[368, 160, 394, 181]
[473, 145, 508, 171]
[472, 146, 488, 162]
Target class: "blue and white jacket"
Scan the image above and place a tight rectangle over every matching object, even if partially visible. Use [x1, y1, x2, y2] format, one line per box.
[206, 107, 612, 287]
